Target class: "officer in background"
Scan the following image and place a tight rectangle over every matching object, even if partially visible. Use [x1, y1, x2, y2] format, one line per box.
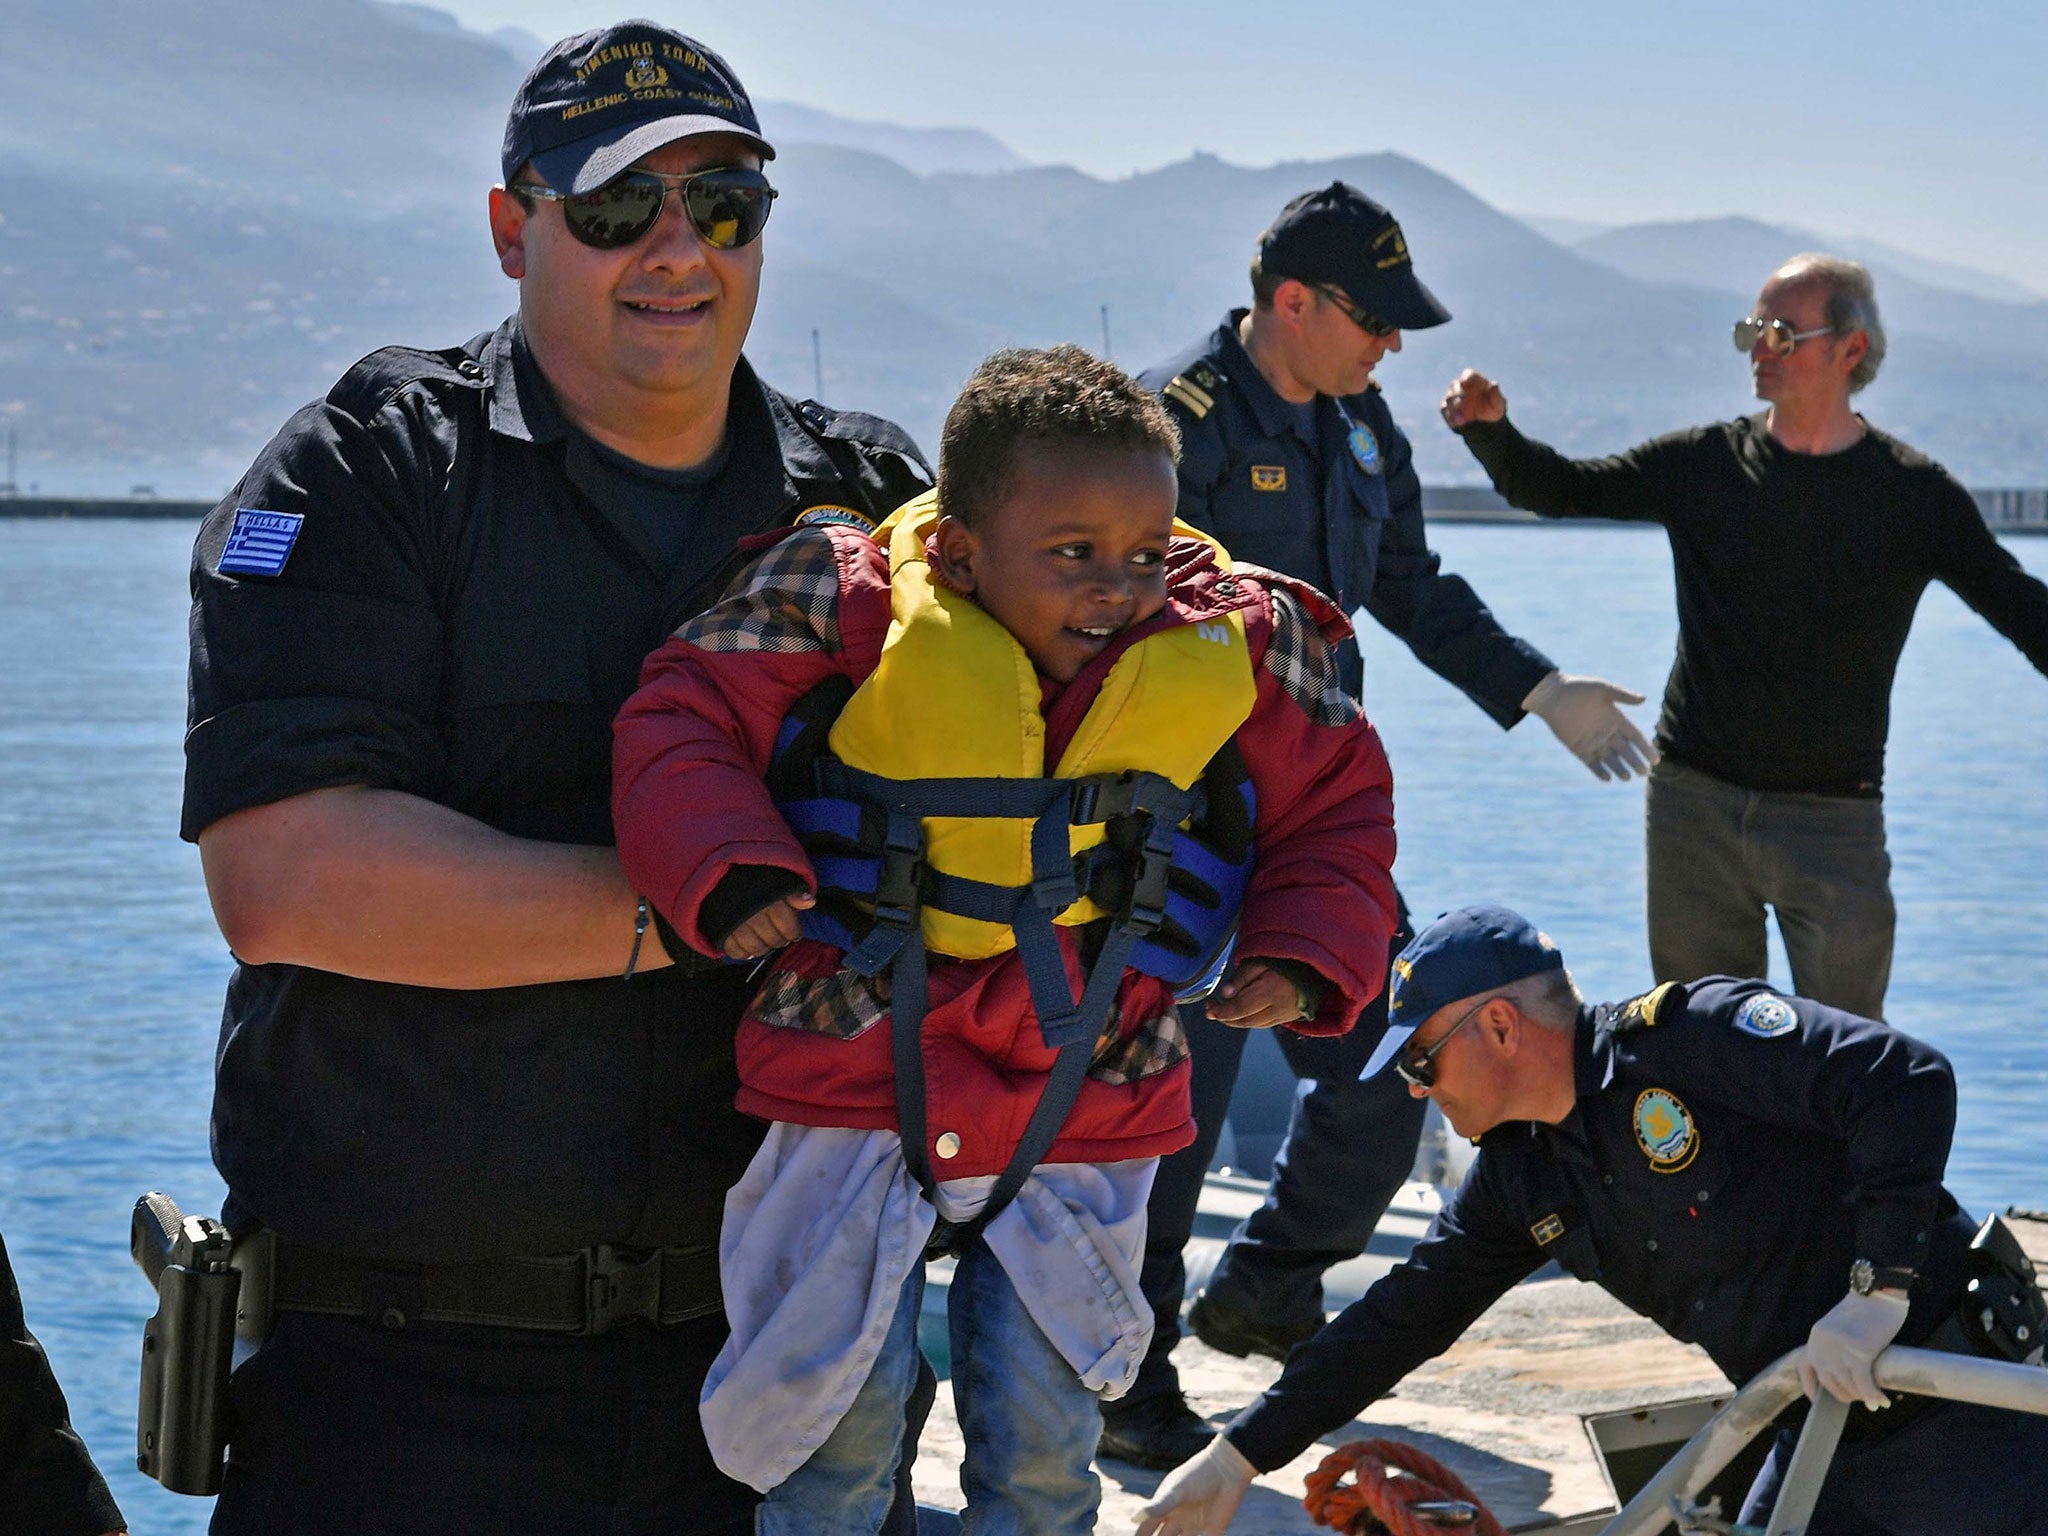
[181, 23, 932, 1533]
[2, 1229, 125, 1536]
[1108, 184, 1654, 1469]
[1140, 904, 2048, 1536]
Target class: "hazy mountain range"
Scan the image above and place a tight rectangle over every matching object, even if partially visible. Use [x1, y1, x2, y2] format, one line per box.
[5, 0, 2046, 496]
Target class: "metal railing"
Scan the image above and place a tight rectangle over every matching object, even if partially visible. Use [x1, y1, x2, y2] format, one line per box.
[1598, 1345, 2048, 1536]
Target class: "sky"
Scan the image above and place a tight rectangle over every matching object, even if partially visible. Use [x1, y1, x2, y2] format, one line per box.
[428, 0, 2048, 293]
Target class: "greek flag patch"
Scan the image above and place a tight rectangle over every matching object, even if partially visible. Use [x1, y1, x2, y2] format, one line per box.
[218, 509, 305, 577]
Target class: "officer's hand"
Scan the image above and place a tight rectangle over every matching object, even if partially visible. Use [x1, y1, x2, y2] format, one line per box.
[1520, 670, 1661, 782]
[1207, 962, 1310, 1030]
[1800, 1288, 1910, 1411]
[1135, 1433, 1257, 1536]
[1439, 369, 1507, 430]
[720, 892, 817, 959]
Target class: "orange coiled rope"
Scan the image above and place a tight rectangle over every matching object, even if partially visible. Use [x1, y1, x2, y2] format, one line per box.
[1301, 1439, 1510, 1536]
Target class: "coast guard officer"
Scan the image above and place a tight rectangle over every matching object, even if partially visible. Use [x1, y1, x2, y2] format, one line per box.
[181, 22, 932, 1533]
[1108, 184, 1655, 1469]
[1139, 904, 2048, 1536]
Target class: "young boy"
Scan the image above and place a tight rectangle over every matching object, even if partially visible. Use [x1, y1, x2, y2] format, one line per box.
[613, 346, 1398, 1532]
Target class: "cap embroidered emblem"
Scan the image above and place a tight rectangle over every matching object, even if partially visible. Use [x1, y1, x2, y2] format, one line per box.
[1634, 1088, 1698, 1173]
[795, 504, 876, 533]
[624, 58, 669, 89]
[1250, 465, 1286, 492]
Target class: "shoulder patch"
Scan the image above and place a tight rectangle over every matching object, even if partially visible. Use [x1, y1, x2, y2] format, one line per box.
[324, 343, 484, 423]
[795, 504, 876, 535]
[1732, 993, 1798, 1039]
[1613, 980, 1684, 1033]
[217, 508, 305, 578]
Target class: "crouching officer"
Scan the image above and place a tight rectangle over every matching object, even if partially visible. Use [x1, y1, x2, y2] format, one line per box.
[1139, 905, 2048, 1536]
[1110, 183, 1654, 1471]
[176, 21, 933, 1534]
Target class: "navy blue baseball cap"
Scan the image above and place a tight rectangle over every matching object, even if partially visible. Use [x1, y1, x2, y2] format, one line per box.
[502, 22, 774, 195]
[1361, 904, 1564, 1078]
[1259, 182, 1452, 331]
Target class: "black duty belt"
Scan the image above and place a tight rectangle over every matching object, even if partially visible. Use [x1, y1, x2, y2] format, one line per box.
[257, 1236, 721, 1337]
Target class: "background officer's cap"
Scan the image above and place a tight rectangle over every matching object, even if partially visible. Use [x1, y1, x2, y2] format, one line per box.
[1361, 903, 1564, 1078]
[503, 20, 775, 195]
[1260, 182, 1453, 331]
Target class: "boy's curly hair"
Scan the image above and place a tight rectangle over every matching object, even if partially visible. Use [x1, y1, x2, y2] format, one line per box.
[937, 345, 1181, 528]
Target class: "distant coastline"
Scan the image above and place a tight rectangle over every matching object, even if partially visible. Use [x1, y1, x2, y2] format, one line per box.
[5, 487, 2045, 531]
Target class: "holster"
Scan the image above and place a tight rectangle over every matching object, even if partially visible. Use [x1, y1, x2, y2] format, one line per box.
[1959, 1212, 2047, 1365]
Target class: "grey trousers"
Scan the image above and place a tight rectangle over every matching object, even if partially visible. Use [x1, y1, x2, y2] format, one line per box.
[1645, 756, 1895, 1019]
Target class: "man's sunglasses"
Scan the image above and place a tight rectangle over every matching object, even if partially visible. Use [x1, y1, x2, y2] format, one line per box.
[1314, 284, 1400, 339]
[1733, 316, 1834, 358]
[517, 167, 777, 251]
[1394, 993, 1497, 1091]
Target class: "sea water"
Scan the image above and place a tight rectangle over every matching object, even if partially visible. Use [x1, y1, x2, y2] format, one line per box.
[0, 518, 2042, 1532]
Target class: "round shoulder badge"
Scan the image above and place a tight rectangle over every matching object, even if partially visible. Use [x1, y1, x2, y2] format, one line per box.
[1732, 994, 1798, 1040]
[1347, 423, 1382, 476]
[1633, 1088, 1698, 1173]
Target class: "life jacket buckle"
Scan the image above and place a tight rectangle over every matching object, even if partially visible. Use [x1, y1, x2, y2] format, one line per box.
[1124, 810, 1182, 937]
[871, 811, 925, 933]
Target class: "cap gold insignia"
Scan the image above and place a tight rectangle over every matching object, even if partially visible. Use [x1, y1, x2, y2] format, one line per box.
[625, 58, 669, 89]
[1250, 465, 1286, 492]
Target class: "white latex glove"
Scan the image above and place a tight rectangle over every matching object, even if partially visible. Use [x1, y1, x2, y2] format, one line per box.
[1134, 1433, 1257, 1536]
[1521, 669, 1660, 782]
[1800, 1288, 1910, 1411]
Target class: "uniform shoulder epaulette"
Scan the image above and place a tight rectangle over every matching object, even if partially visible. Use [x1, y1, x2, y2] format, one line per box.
[1612, 980, 1685, 1033]
[325, 343, 486, 424]
[795, 399, 933, 476]
[1162, 359, 1227, 421]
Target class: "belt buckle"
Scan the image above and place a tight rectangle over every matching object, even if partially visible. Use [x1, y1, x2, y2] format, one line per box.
[583, 1245, 663, 1335]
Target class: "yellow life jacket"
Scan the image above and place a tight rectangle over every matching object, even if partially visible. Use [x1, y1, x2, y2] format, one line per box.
[823, 490, 1259, 961]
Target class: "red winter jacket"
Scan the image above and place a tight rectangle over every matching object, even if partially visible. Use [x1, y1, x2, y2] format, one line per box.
[614, 523, 1398, 1178]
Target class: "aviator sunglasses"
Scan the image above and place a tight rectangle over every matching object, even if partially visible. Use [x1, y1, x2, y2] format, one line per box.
[1314, 284, 1400, 338]
[517, 167, 777, 251]
[1394, 993, 1497, 1091]
[1733, 316, 1835, 358]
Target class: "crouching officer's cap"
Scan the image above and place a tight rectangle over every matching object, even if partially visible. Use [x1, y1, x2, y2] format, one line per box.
[1362, 903, 1564, 1077]
[1260, 182, 1453, 331]
[503, 19, 775, 194]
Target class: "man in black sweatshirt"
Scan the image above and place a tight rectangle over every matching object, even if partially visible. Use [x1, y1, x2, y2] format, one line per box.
[1439, 254, 2048, 1018]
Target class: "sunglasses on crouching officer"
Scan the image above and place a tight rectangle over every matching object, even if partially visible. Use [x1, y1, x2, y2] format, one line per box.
[1395, 992, 1507, 1091]
[511, 166, 778, 251]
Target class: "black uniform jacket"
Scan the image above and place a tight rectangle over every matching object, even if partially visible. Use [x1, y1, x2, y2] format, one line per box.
[1226, 977, 1974, 1472]
[1140, 313, 1552, 721]
[183, 317, 931, 1262]
[1, 1231, 123, 1536]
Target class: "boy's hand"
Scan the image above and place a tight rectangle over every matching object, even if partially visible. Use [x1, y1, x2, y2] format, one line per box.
[721, 891, 816, 959]
[1206, 961, 1311, 1029]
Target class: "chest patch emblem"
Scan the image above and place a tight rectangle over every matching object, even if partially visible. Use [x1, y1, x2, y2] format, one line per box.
[1733, 994, 1797, 1039]
[218, 508, 305, 577]
[795, 504, 876, 534]
[1250, 465, 1286, 492]
[1347, 424, 1382, 475]
[1634, 1088, 1699, 1173]
[1530, 1212, 1566, 1245]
